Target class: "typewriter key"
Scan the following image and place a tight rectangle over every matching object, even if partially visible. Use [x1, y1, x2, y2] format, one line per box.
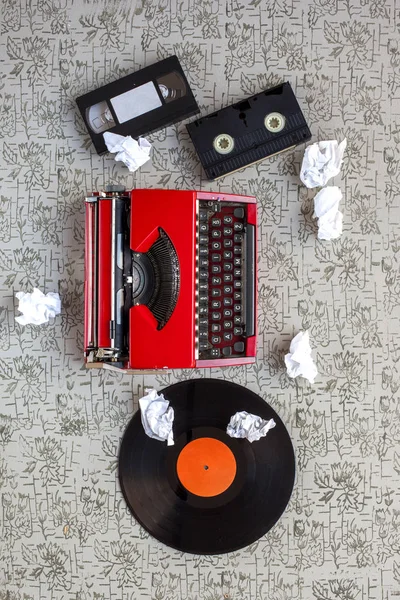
[234, 207, 245, 219]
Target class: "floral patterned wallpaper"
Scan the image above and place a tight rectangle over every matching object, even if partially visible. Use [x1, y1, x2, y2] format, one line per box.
[1, 0, 400, 599]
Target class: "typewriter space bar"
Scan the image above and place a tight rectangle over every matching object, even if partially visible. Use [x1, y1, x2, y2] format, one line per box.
[245, 224, 255, 338]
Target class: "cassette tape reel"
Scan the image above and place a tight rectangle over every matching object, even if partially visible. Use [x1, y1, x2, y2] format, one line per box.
[86, 101, 116, 134]
[156, 72, 187, 103]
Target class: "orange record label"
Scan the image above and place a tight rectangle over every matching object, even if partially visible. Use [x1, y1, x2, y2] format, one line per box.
[176, 437, 237, 497]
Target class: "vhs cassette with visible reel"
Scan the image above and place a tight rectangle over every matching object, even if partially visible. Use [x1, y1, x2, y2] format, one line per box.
[76, 56, 199, 155]
[186, 82, 311, 180]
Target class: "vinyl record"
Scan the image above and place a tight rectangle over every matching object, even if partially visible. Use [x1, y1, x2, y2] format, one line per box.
[119, 379, 295, 555]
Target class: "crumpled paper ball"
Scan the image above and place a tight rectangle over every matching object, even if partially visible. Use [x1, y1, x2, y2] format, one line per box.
[300, 139, 347, 188]
[103, 132, 151, 172]
[15, 288, 61, 326]
[284, 330, 318, 384]
[139, 388, 174, 446]
[226, 411, 276, 443]
[314, 186, 343, 241]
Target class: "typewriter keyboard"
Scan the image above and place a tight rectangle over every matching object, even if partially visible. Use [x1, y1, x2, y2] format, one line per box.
[197, 200, 255, 360]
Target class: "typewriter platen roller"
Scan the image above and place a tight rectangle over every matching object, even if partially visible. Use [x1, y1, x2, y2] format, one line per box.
[84, 188, 257, 370]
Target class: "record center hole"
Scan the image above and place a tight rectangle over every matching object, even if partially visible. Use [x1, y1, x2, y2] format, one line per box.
[204, 465, 209, 470]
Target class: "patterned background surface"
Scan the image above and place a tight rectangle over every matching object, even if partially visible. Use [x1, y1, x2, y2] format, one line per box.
[1, 0, 400, 598]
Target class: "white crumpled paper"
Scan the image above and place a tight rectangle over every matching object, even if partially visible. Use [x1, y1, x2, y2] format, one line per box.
[314, 186, 343, 241]
[15, 288, 61, 326]
[300, 139, 347, 188]
[227, 411, 276, 443]
[284, 330, 318, 384]
[103, 132, 151, 173]
[139, 389, 174, 446]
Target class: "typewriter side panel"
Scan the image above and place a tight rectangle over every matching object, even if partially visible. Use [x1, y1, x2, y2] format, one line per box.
[129, 189, 197, 369]
[244, 201, 257, 358]
[84, 198, 97, 352]
[97, 199, 113, 348]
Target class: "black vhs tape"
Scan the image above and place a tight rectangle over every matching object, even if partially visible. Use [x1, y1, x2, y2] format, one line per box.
[187, 82, 311, 180]
[76, 56, 199, 155]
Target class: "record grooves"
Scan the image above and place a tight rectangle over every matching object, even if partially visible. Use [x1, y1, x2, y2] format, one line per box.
[119, 379, 295, 554]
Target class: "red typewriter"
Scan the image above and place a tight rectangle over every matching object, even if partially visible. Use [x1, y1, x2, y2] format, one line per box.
[84, 187, 257, 370]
